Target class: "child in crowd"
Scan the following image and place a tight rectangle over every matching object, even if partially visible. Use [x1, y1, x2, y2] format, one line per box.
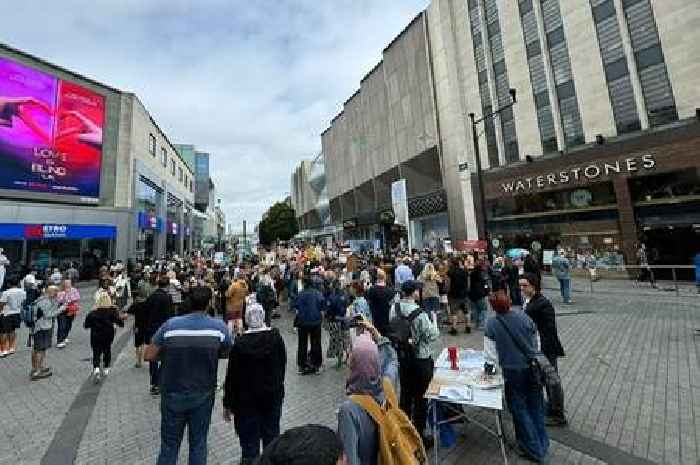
[84, 294, 127, 383]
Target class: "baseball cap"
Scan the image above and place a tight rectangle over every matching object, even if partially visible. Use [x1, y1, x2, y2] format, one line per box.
[401, 279, 423, 296]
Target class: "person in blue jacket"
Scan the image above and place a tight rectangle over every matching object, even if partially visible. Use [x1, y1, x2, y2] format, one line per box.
[295, 277, 326, 374]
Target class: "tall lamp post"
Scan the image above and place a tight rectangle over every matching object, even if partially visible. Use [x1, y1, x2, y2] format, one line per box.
[468, 88, 517, 261]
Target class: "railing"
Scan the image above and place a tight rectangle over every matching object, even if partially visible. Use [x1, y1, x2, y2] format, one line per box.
[543, 264, 698, 298]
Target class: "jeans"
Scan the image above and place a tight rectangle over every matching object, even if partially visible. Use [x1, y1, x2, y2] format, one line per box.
[470, 297, 488, 329]
[544, 355, 566, 419]
[56, 313, 74, 344]
[297, 324, 322, 370]
[234, 404, 282, 460]
[557, 278, 571, 303]
[399, 357, 434, 436]
[150, 360, 161, 388]
[504, 368, 549, 461]
[157, 390, 215, 465]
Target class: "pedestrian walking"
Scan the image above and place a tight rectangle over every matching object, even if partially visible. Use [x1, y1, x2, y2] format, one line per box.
[226, 273, 248, 335]
[0, 248, 9, 290]
[447, 258, 470, 335]
[294, 277, 325, 375]
[223, 302, 286, 465]
[145, 286, 232, 465]
[484, 291, 549, 462]
[468, 259, 490, 330]
[551, 250, 573, 304]
[84, 294, 127, 383]
[144, 276, 175, 395]
[365, 269, 395, 337]
[520, 273, 567, 427]
[418, 263, 441, 316]
[56, 279, 80, 348]
[325, 278, 351, 367]
[29, 285, 64, 381]
[0, 277, 25, 357]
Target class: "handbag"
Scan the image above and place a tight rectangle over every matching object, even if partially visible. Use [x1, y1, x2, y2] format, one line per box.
[66, 301, 80, 317]
[495, 316, 545, 390]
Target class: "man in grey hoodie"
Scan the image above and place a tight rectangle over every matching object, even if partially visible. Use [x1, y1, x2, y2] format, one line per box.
[30, 285, 64, 380]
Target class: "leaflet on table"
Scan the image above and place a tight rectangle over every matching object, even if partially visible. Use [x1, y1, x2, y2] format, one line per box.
[439, 385, 473, 402]
[434, 367, 503, 390]
[435, 348, 485, 370]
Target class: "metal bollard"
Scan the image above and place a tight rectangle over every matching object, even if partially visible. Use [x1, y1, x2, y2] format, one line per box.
[672, 267, 679, 297]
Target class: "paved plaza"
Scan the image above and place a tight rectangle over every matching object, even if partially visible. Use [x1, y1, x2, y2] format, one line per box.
[0, 281, 698, 465]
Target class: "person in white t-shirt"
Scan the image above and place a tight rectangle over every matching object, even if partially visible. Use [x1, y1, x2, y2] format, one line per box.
[0, 248, 9, 290]
[0, 276, 26, 357]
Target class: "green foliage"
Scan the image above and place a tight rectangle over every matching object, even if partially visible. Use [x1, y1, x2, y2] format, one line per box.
[258, 201, 298, 246]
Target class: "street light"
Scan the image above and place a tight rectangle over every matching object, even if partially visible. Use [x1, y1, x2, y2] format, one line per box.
[468, 88, 517, 261]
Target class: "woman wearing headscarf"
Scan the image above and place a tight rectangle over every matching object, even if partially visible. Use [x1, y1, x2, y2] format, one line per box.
[337, 321, 399, 465]
[223, 302, 286, 465]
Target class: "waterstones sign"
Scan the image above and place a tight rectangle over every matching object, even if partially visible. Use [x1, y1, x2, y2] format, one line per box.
[501, 154, 656, 194]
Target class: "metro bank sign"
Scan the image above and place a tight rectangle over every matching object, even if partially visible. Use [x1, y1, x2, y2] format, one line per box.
[500, 154, 656, 194]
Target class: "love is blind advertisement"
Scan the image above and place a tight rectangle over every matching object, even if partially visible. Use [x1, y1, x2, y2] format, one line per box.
[0, 56, 105, 199]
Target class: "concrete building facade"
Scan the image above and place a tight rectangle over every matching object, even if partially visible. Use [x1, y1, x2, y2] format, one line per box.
[0, 43, 196, 273]
[319, 0, 700, 264]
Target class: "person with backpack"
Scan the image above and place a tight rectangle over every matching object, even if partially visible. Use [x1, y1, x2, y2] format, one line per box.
[338, 320, 426, 465]
[29, 285, 65, 381]
[84, 293, 127, 383]
[484, 284, 549, 463]
[0, 277, 26, 357]
[391, 280, 439, 448]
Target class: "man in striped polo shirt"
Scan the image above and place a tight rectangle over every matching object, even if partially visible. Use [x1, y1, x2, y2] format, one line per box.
[146, 286, 233, 465]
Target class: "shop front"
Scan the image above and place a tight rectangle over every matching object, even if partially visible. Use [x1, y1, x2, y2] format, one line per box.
[481, 122, 700, 273]
[0, 223, 116, 275]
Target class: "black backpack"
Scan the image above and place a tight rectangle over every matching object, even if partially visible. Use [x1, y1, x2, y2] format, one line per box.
[388, 303, 422, 361]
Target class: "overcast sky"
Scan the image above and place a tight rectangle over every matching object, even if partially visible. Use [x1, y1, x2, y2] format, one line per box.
[2, 1, 429, 230]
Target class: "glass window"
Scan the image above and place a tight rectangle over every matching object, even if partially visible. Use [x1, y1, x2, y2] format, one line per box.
[605, 58, 630, 81]
[161, 147, 167, 167]
[519, 0, 533, 15]
[622, 0, 643, 7]
[534, 91, 550, 108]
[630, 168, 700, 202]
[137, 178, 161, 215]
[546, 27, 565, 46]
[526, 40, 541, 58]
[149, 134, 156, 156]
[487, 21, 500, 38]
[178, 166, 183, 182]
[493, 59, 506, 76]
[170, 159, 176, 176]
[478, 69, 488, 84]
[593, 0, 616, 22]
[556, 81, 576, 100]
[635, 44, 663, 70]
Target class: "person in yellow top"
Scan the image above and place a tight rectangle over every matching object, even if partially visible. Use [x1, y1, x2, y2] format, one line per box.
[226, 274, 249, 335]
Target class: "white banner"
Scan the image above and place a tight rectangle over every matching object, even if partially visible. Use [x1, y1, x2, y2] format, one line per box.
[391, 179, 409, 228]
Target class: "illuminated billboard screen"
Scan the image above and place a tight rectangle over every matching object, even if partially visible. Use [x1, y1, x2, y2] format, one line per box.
[0, 56, 105, 200]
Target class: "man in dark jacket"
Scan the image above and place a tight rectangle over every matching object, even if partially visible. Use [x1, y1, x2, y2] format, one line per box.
[223, 303, 286, 465]
[520, 272, 567, 427]
[365, 269, 395, 336]
[294, 278, 325, 374]
[144, 276, 174, 395]
[447, 259, 470, 335]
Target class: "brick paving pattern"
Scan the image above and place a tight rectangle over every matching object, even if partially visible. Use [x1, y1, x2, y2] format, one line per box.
[0, 281, 697, 464]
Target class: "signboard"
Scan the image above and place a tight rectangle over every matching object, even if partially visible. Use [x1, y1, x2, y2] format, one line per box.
[0, 56, 105, 200]
[0, 223, 115, 240]
[542, 249, 555, 265]
[391, 179, 408, 228]
[166, 220, 179, 235]
[455, 240, 488, 252]
[138, 212, 161, 231]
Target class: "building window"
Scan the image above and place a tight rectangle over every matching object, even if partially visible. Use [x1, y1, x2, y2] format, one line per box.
[622, 0, 677, 127]
[590, 0, 641, 134]
[542, 0, 585, 147]
[189, 179, 194, 192]
[184, 174, 188, 187]
[519, 0, 558, 154]
[170, 159, 176, 176]
[161, 147, 167, 167]
[149, 134, 156, 156]
[178, 166, 183, 183]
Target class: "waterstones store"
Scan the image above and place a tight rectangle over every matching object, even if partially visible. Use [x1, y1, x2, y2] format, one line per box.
[482, 124, 700, 274]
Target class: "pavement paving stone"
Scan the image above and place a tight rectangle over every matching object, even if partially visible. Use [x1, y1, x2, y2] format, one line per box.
[2, 281, 698, 464]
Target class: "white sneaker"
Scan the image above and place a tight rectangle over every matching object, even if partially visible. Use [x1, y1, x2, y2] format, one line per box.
[7, 348, 15, 355]
[102, 368, 110, 376]
[0, 351, 7, 357]
[56, 342, 66, 349]
[93, 368, 101, 383]
[64, 339, 70, 344]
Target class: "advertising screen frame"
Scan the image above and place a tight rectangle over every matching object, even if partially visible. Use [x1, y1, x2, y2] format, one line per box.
[0, 53, 107, 205]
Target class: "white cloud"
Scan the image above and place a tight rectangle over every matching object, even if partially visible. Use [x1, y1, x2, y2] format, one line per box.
[1, 0, 429, 228]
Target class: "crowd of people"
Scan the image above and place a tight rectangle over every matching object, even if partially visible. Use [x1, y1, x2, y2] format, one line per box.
[0, 244, 572, 465]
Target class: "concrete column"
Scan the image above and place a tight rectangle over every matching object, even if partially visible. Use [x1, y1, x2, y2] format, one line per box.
[613, 0, 649, 129]
[177, 206, 185, 257]
[532, 0, 566, 151]
[612, 177, 638, 266]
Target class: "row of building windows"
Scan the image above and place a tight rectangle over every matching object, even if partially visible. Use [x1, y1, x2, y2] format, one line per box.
[149, 132, 194, 193]
[471, 0, 678, 169]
